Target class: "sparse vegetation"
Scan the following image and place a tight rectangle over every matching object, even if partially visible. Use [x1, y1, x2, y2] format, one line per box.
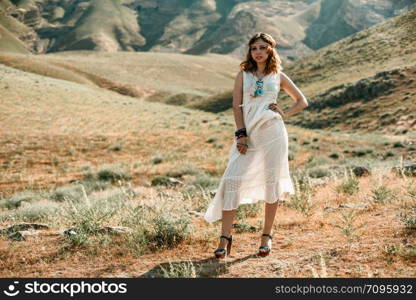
[400, 207, 416, 230]
[233, 220, 262, 233]
[333, 209, 366, 244]
[289, 173, 316, 217]
[308, 167, 330, 178]
[0, 6, 415, 278]
[336, 169, 359, 195]
[97, 165, 132, 183]
[236, 203, 262, 220]
[0, 200, 61, 223]
[150, 213, 193, 249]
[0, 191, 43, 209]
[159, 260, 198, 278]
[371, 185, 395, 204]
[152, 156, 163, 164]
[329, 153, 339, 159]
[62, 188, 128, 247]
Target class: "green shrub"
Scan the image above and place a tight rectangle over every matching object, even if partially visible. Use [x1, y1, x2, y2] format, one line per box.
[152, 156, 163, 164]
[166, 165, 200, 178]
[305, 155, 329, 168]
[159, 261, 198, 278]
[0, 201, 61, 222]
[151, 176, 172, 186]
[120, 204, 153, 255]
[352, 149, 367, 157]
[188, 173, 219, 189]
[49, 180, 110, 202]
[233, 220, 262, 233]
[150, 213, 193, 249]
[236, 203, 262, 220]
[206, 137, 217, 143]
[289, 174, 315, 217]
[400, 207, 416, 230]
[329, 153, 339, 159]
[0, 191, 42, 209]
[110, 142, 123, 151]
[308, 168, 330, 178]
[49, 184, 86, 202]
[333, 209, 365, 243]
[97, 165, 132, 182]
[336, 169, 359, 195]
[371, 186, 395, 204]
[62, 191, 126, 247]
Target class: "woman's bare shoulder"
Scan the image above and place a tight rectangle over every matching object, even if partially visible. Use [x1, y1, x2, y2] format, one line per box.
[279, 71, 292, 84]
[235, 70, 244, 81]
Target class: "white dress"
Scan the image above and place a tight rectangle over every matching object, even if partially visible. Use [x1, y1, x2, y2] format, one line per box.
[203, 68, 295, 223]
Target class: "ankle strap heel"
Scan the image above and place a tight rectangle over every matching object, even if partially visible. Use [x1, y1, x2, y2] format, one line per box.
[220, 235, 233, 242]
[258, 234, 272, 257]
[214, 235, 233, 259]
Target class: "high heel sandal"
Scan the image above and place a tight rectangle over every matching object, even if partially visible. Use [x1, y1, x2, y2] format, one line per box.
[214, 235, 233, 259]
[258, 233, 272, 257]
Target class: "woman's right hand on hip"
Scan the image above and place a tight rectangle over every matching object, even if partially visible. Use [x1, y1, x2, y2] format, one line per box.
[236, 136, 248, 155]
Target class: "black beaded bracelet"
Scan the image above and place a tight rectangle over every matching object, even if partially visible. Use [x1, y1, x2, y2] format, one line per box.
[235, 127, 247, 137]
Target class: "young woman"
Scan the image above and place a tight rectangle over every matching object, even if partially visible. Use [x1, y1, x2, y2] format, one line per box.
[203, 32, 309, 259]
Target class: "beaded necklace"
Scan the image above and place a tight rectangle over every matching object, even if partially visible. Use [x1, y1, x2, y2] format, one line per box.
[251, 70, 266, 97]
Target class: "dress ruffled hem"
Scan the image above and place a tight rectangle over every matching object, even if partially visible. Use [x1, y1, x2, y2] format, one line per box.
[203, 177, 295, 223]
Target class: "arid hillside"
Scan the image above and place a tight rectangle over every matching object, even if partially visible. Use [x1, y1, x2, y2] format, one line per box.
[0, 50, 241, 101]
[0, 3, 415, 280]
[1, 0, 415, 61]
[192, 8, 416, 135]
[1, 59, 415, 277]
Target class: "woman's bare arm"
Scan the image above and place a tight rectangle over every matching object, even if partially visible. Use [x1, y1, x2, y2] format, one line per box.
[280, 72, 309, 119]
[232, 70, 248, 154]
[232, 71, 245, 130]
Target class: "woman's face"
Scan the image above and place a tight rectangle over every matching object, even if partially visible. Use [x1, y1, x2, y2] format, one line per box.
[250, 39, 270, 64]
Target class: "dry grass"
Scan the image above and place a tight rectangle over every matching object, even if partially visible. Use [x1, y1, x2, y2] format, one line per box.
[1, 61, 415, 277]
[0, 169, 415, 278]
[1, 14, 416, 276]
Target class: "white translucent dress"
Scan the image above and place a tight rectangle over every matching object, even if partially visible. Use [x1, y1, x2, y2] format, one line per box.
[203, 68, 295, 223]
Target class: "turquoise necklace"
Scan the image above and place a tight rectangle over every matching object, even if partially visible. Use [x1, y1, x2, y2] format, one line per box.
[252, 70, 265, 97]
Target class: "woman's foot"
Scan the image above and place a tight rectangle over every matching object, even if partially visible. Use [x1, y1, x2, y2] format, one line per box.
[214, 235, 233, 259]
[258, 233, 272, 256]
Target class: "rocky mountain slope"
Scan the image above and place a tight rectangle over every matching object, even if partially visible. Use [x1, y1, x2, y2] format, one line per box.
[191, 8, 416, 135]
[282, 7, 416, 134]
[0, 0, 415, 61]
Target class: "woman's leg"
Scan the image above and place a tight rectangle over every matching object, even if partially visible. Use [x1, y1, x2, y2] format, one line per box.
[261, 201, 279, 247]
[218, 209, 237, 248]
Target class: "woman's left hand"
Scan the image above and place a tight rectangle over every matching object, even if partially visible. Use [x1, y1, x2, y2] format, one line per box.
[268, 103, 285, 119]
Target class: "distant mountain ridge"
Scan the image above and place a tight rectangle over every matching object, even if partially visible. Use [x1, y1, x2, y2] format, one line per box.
[0, 0, 415, 61]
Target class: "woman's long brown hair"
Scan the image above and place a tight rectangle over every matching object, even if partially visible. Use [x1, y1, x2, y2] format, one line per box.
[240, 32, 283, 75]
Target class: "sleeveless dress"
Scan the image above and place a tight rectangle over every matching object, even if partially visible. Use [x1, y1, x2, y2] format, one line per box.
[203, 68, 295, 223]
